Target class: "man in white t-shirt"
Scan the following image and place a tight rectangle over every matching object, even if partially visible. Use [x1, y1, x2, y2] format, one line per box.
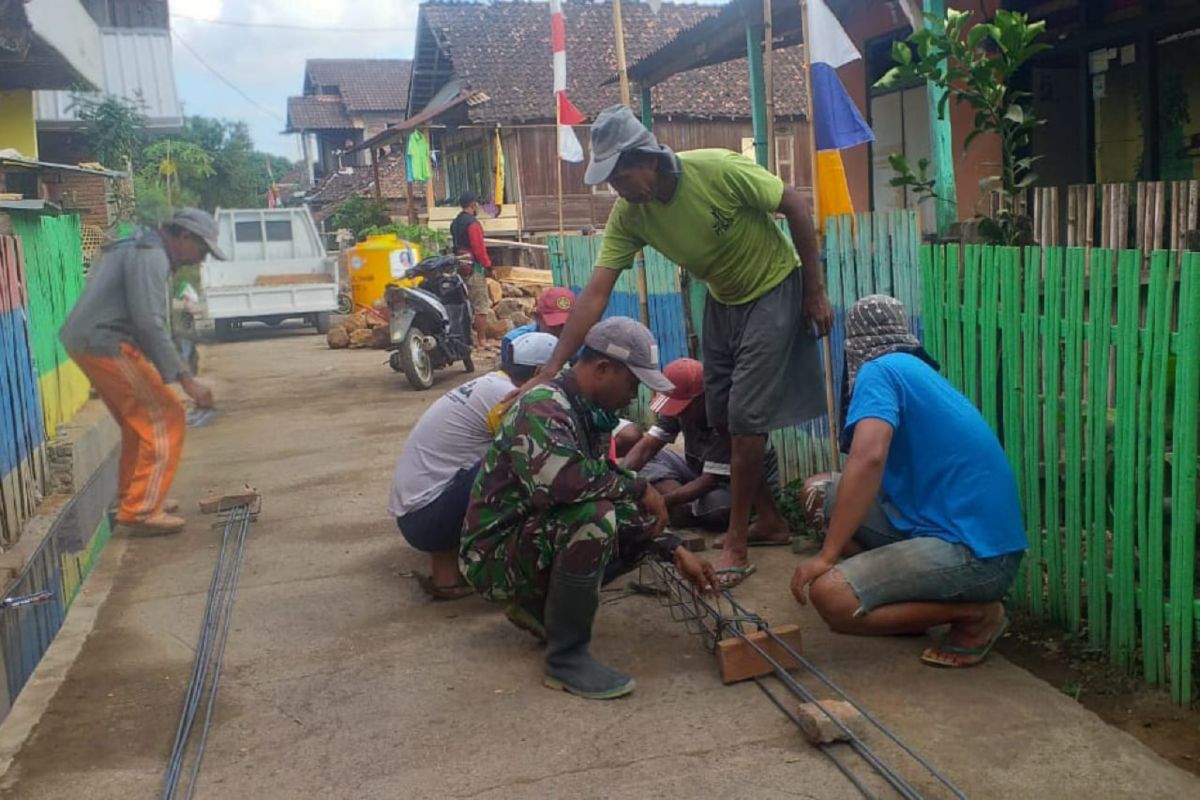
[389, 332, 558, 599]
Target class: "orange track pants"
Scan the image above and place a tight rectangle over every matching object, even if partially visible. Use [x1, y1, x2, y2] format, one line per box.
[73, 343, 185, 523]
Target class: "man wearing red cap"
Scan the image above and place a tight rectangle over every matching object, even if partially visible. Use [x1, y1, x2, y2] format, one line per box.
[500, 286, 575, 366]
[624, 359, 781, 536]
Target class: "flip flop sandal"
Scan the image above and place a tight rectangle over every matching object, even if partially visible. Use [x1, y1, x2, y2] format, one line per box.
[714, 564, 757, 589]
[416, 573, 475, 601]
[714, 536, 792, 549]
[920, 614, 1010, 668]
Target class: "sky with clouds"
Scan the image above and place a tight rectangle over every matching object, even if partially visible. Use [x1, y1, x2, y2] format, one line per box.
[170, 0, 423, 160]
[169, 1, 726, 161]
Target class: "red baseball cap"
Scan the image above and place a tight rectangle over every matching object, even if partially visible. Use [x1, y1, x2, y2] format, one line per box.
[537, 287, 576, 327]
[650, 358, 705, 417]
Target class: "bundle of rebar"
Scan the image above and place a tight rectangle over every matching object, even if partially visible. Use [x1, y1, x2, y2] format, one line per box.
[640, 561, 967, 800]
[161, 500, 257, 800]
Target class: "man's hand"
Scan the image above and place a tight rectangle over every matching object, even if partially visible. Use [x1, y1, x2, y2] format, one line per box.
[803, 285, 834, 337]
[790, 555, 836, 605]
[180, 375, 214, 409]
[673, 546, 719, 597]
[639, 483, 669, 535]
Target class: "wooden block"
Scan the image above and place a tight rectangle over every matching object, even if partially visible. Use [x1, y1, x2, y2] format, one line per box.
[679, 532, 707, 552]
[715, 624, 802, 684]
[198, 489, 260, 514]
[795, 700, 867, 745]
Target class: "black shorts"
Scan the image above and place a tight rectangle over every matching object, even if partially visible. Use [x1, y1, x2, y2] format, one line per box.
[396, 464, 480, 553]
[702, 268, 826, 435]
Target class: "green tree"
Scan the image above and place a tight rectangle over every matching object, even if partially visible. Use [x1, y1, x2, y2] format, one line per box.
[330, 194, 392, 239]
[877, 9, 1049, 245]
[71, 92, 146, 170]
[173, 117, 292, 209]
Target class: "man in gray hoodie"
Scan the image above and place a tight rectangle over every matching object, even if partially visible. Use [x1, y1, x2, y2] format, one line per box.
[61, 208, 221, 534]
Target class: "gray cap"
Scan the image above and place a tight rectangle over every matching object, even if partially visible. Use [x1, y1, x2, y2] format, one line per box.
[583, 316, 673, 393]
[584, 105, 671, 186]
[170, 207, 226, 260]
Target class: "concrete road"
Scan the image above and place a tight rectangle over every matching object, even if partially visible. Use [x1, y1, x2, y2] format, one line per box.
[1, 330, 1196, 799]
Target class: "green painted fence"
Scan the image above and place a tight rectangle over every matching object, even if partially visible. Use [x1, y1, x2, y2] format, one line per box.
[923, 245, 1200, 704]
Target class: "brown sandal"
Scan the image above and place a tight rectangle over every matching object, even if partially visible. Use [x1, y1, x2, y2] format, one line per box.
[416, 574, 475, 601]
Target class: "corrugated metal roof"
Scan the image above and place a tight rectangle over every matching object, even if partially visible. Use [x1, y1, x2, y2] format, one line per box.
[35, 28, 182, 130]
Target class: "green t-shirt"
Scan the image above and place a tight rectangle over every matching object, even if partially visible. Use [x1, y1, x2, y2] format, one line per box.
[595, 149, 797, 305]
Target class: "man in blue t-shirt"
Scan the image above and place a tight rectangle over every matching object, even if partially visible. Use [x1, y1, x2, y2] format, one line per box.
[790, 295, 1027, 668]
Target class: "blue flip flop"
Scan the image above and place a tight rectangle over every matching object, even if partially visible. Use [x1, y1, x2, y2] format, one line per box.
[920, 614, 1010, 668]
[715, 564, 757, 589]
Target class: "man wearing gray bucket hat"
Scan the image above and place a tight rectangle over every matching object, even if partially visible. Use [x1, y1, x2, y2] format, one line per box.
[535, 105, 832, 588]
[61, 208, 221, 535]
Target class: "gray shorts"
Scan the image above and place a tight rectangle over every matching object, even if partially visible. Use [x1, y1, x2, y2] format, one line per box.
[639, 450, 731, 521]
[818, 474, 1024, 613]
[702, 268, 826, 435]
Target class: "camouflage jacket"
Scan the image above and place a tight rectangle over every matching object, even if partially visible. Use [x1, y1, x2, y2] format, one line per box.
[462, 371, 647, 555]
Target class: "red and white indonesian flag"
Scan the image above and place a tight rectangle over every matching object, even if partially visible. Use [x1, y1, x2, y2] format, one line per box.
[550, 0, 585, 162]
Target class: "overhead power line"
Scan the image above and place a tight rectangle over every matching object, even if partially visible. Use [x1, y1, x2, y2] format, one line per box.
[171, 30, 285, 123]
[173, 14, 413, 33]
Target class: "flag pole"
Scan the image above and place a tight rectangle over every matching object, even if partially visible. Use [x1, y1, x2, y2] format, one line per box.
[556, 101, 566, 243]
[763, 0, 776, 173]
[800, 0, 841, 471]
[613, 0, 631, 105]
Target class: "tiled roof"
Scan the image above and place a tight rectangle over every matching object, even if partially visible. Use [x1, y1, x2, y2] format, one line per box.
[305, 59, 412, 113]
[307, 156, 411, 221]
[419, 1, 806, 123]
[286, 96, 354, 131]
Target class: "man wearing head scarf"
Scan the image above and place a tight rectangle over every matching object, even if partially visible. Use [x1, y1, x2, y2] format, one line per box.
[528, 105, 832, 589]
[789, 295, 1027, 668]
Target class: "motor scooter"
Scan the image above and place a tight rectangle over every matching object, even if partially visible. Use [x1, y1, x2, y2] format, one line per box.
[384, 255, 474, 389]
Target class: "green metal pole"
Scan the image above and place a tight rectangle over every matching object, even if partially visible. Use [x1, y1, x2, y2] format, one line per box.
[745, 24, 769, 168]
[640, 86, 653, 131]
[924, 0, 958, 236]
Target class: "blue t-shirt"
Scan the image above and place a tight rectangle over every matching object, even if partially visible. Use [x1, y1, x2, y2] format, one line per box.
[500, 322, 536, 366]
[846, 353, 1027, 559]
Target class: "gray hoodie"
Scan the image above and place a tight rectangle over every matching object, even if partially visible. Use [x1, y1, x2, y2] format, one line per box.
[60, 229, 186, 382]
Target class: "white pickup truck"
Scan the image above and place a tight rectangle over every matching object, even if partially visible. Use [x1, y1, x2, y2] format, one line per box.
[201, 208, 338, 338]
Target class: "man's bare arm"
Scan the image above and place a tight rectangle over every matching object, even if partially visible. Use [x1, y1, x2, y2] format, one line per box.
[777, 187, 833, 336]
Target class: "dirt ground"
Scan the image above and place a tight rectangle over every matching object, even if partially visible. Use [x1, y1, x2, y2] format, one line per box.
[996, 613, 1200, 777]
[0, 326, 1198, 799]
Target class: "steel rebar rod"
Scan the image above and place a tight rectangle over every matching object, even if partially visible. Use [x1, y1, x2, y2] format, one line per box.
[643, 561, 960, 800]
[753, 676, 879, 800]
[162, 502, 255, 800]
[721, 593, 967, 800]
[182, 506, 252, 800]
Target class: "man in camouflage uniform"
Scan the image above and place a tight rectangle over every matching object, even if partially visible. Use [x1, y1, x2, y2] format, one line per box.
[462, 316, 718, 700]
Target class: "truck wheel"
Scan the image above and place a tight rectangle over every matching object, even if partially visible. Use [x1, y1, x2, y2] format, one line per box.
[399, 329, 434, 390]
[215, 319, 233, 341]
[314, 312, 332, 335]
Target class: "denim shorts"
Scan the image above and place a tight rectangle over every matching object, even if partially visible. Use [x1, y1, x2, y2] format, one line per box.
[818, 474, 1024, 613]
[396, 464, 480, 553]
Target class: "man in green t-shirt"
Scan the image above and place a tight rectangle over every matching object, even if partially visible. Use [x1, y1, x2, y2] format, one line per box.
[532, 105, 833, 588]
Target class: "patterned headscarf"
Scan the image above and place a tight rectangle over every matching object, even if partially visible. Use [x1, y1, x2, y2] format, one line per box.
[844, 295, 922, 387]
[838, 295, 938, 452]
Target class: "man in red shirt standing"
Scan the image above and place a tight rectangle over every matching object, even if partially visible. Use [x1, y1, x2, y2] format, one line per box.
[450, 192, 495, 347]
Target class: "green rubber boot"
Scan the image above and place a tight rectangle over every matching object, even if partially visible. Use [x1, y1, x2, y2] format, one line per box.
[542, 566, 635, 700]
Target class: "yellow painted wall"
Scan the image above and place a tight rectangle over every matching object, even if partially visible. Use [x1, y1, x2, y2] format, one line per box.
[0, 90, 38, 160]
[38, 360, 90, 436]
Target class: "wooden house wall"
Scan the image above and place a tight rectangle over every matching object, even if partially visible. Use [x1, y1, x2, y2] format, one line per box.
[512, 119, 811, 234]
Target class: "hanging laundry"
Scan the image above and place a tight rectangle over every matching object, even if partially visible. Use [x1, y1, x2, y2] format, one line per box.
[407, 130, 432, 182]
